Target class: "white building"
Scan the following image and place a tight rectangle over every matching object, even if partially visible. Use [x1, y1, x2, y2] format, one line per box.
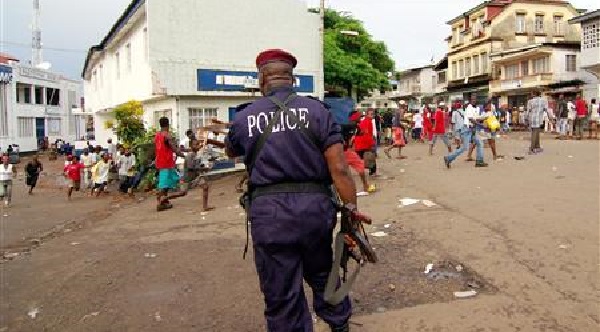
[388, 65, 436, 111]
[82, 0, 323, 144]
[0, 59, 84, 152]
[569, 9, 600, 102]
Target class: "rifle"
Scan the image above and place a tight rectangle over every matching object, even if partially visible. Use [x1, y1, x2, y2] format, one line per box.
[324, 199, 377, 305]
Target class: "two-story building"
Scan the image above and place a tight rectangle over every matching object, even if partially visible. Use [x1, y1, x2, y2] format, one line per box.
[0, 57, 84, 152]
[389, 65, 436, 111]
[486, 1, 593, 108]
[82, 0, 322, 144]
[446, 0, 588, 107]
[569, 9, 600, 102]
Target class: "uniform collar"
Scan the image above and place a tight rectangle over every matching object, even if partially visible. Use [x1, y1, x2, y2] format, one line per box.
[266, 86, 294, 96]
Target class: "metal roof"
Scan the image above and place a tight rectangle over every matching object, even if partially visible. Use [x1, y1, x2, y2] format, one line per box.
[569, 9, 600, 24]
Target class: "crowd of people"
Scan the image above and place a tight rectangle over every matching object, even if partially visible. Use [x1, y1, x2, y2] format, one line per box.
[0, 128, 220, 209]
[340, 92, 599, 190]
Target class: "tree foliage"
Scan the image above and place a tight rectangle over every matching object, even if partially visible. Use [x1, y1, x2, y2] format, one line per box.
[108, 100, 146, 146]
[318, 9, 395, 98]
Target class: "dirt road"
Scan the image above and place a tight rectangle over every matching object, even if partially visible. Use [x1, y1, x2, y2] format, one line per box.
[0, 134, 598, 331]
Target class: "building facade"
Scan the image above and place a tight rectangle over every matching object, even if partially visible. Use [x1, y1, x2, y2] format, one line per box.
[82, 0, 323, 144]
[0, 61, 84, 152]
[389, 65, 436, 111]
[446, 0, 584, 105]
[569, 9, 600, 102]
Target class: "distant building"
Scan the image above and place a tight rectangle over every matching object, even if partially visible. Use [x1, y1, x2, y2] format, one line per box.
[445, 0, 587, 106]
[82, 0, 323, 144]
[0, 56, 84, 152]
[388, 65, 436, 111]
[569, 9, 600, 102]
[433, 57, 449, 104]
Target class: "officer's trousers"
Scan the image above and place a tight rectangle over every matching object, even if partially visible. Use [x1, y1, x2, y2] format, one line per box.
[250, 193, 352, 332]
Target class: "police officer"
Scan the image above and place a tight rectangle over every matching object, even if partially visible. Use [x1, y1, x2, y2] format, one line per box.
[226, 49, 368, 332]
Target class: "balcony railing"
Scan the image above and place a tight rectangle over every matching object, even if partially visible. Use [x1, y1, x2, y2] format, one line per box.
[491, 73, 554, 90]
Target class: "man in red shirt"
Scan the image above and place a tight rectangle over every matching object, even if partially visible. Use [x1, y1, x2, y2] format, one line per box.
[354, 110, 377, 176]
[422, 105, 433, 142]
[429, 102, 452, 156]
[574, 95, 588, 140]
[63, 155, 85, 200]
[155, 117, 185, 211]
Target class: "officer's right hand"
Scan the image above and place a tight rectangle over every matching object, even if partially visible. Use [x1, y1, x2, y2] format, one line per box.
[350, 210, 372, 225]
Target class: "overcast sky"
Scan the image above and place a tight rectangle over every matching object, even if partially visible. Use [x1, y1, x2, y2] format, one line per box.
[0, 0, 597, 79]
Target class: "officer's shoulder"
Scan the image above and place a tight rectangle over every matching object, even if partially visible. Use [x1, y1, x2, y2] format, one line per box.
[302, 96, 331, 110]
[235, 102, 252, 113]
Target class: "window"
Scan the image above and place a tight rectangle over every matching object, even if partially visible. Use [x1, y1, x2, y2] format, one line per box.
[432, 75, 437, 87]
[47, 117, 61, 136]
[481, 52, 488, 73]
[17, 117, 34, 137]
[452, 28, 457, 45]
[188, 108, 218, 131]
[535, 14, 544, 33]
[99, 64, 103, 87]
[16, 83, 32, 104]
[533, 57, 548, 74]
[458, 59, 464, 77]
[521, 60, 529, 76]
[143, 28, 149, 60]
[565, 55, 576, 72]
[34, 86, 44, 104]
[516, 14, 526, 33]
[505, 64, 520, 79]
[473, 55, 480, 74]
[458, 25, 464, 44]
[465, 57, 472, 77]
[582, 22, 599, 49]
[115, 52, 120, 79]
[93, 70, 97, 90]
[452, 61, 457, 80]
[126, 43, 132, 72]
[154, 109, 172, 129]
[46, 88, 60, 106]
[553, 15, 563, 35]
[438, 71, 446, 84]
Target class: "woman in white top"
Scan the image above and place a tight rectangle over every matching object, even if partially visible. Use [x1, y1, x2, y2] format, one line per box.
[0, 154, 16, 205]
[588, 98, 599, 140]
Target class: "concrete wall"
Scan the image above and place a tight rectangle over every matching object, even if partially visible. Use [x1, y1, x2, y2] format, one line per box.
[490, 2, 581, 49]
[146, 0, 323, 97]
[579, 18, 600, 72]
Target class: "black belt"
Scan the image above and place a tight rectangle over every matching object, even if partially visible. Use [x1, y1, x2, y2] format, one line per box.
[250, 182, 332, 200]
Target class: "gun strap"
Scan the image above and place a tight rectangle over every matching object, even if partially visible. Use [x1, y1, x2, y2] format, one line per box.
[324, 232, 362, 305]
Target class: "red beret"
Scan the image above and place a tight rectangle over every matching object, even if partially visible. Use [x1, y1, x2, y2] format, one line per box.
[256, 49, 297, 68]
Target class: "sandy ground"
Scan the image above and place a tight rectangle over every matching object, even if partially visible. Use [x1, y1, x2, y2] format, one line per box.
[0, 133, 598, 332]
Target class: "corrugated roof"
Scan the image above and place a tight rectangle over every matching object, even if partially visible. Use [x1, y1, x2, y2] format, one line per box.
[569, 9, 600, 24]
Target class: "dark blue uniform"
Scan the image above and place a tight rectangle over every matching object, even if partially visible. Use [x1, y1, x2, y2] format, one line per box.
[227, 87, 351, 331]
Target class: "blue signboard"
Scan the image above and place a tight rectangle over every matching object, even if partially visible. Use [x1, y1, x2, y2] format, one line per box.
[197, 69, 314, 93]
[0, 65, 13, 84]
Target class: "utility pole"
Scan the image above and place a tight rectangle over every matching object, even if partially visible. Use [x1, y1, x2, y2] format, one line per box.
[319, 0, 325, 100]
[32, 0, 43, 67]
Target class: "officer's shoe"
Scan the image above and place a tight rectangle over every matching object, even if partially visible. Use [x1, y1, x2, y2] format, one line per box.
[330, 322, 350, 332]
